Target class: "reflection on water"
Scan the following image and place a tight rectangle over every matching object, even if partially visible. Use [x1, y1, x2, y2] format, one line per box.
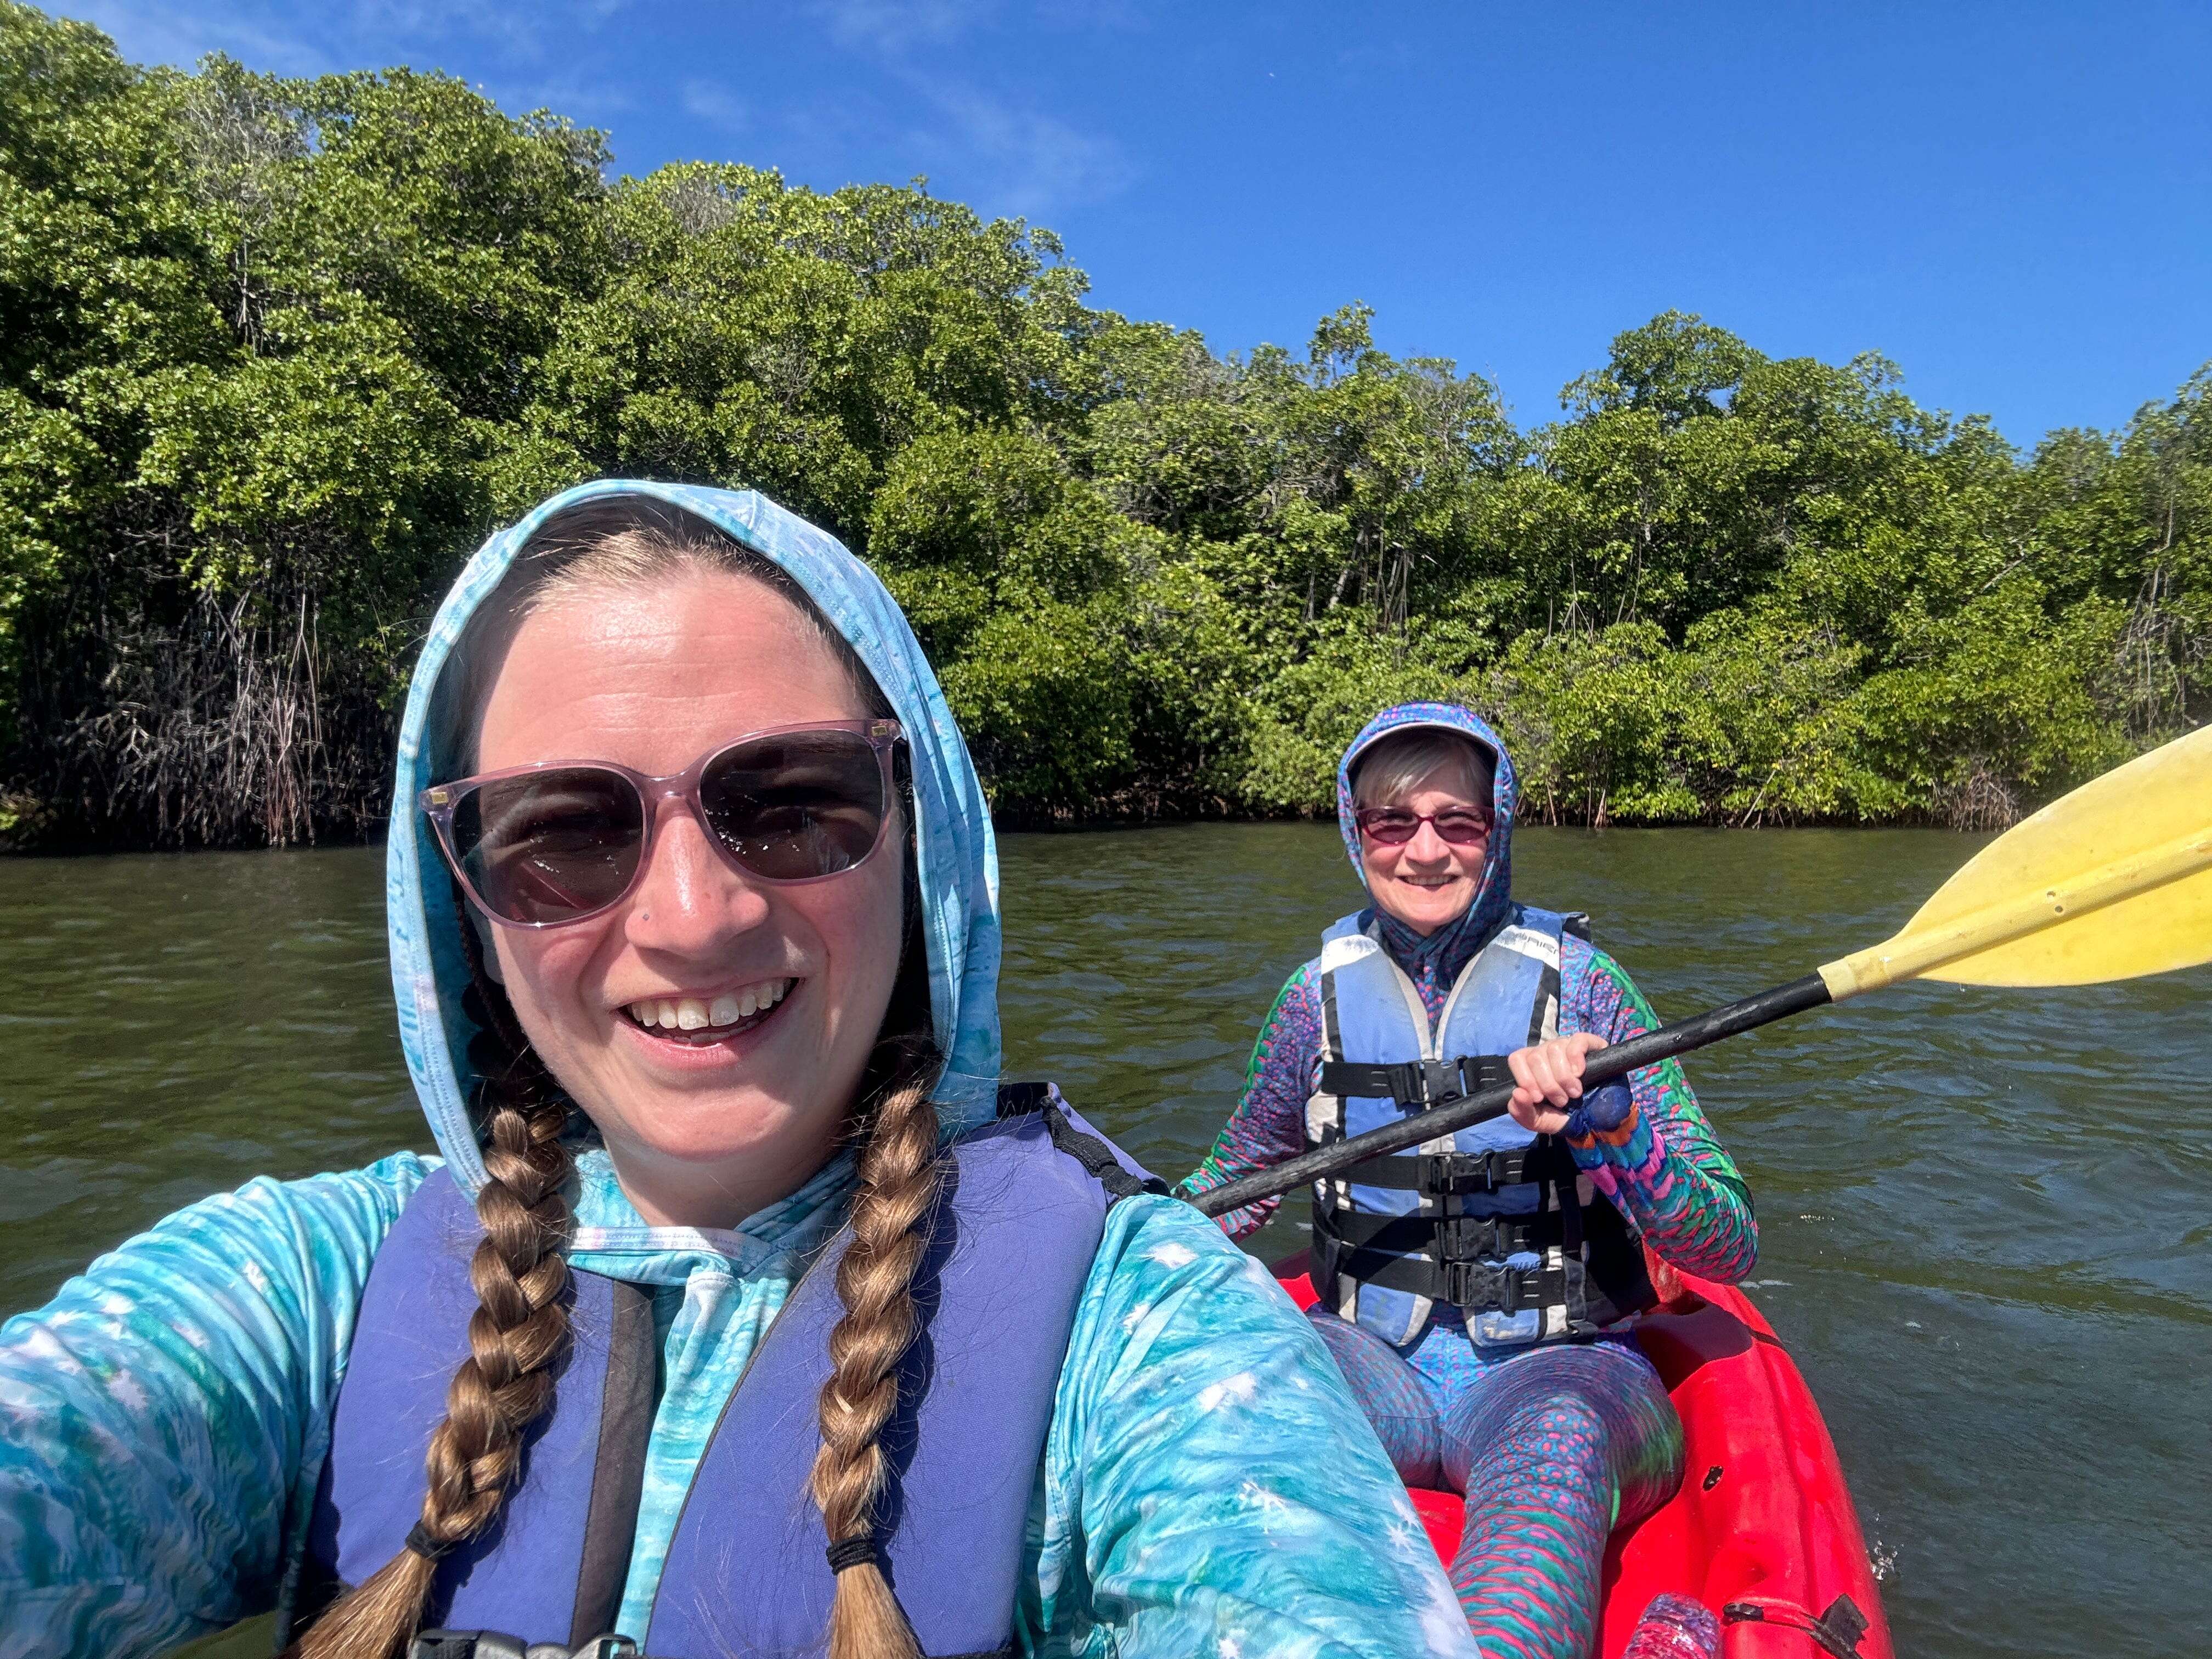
[2, 827, 2207, 1657]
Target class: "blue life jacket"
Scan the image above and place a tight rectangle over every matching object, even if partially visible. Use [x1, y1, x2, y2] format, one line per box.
[289, 1088, 1160, 1659]
[1304, 906, 1652, 1348]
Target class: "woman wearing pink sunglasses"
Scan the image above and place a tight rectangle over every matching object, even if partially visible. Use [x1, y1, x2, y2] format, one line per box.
[0, 490, 1475, 1659]
[1181, 702, 1759, 1659]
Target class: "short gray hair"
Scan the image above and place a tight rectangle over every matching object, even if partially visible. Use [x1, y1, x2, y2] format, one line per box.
[1350, 727, 1496, 809]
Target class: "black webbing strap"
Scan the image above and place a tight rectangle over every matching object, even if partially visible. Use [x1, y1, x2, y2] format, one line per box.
[1339, 1139, 1579, 1195]
[994, 1082, 1172, 1204]
[1449, 1258, 1568, 1314]
[1324, 1248, 1452, 1301]
[1317, 1054, 1516, 1109]
[571, 1282, 654, 1644]
[1317, 1203, 1559, 1266]
[1322, 1245, 1569, 1314]
[1318, 1210, 1446, 1256]
[1557, 1161, 1585, 1256]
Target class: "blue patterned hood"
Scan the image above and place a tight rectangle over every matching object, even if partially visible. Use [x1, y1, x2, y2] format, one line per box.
[384, 481, 1006, 1196]
[1336, 701, 1520, 960]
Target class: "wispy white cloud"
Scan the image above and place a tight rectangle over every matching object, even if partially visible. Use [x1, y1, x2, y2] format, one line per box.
[77, 0, 1136, 219]
[1032, 0, 1148, 32]
[77, 0, 633, 81]
[503, 73, 639, 132]
[913, 81, 1133, 216]
[788, 1, 1136, 216]
[805, 0, 1140, 53]
[72, 0, 338, 76]
[680, 80, 748, 135]
[351, 0, 632, 66]
[806, 0, 998, 53]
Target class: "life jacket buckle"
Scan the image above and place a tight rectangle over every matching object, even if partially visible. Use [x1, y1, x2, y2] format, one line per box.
[1500, 1266, 1525, 1315]
[1442, 1260, 1500, 1307]
[1437, 1214, 1505, 1262]
[1420, 1150, 1503, 1197]
[1442, 1256, 1547, 1314]
[1421, 1057, 1463, 1105]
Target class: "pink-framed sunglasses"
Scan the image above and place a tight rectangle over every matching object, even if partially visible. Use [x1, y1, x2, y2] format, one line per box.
[1353, 805, 1494, 847]
[420, 718, 904, 928]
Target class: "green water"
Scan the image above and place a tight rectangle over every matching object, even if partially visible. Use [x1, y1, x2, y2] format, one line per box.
[2, 827, 2207, 1657]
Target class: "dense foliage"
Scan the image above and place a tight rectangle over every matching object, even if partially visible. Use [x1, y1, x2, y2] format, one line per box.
[3, 4, 2207, 846]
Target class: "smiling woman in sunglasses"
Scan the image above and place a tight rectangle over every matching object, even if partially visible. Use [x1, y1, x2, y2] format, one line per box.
[0, 489, 1475, 1659]
[1179, 703, 1759, 1659]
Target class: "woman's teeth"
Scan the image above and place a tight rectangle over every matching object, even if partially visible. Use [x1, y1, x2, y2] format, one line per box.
[625, 979, 792, 1033]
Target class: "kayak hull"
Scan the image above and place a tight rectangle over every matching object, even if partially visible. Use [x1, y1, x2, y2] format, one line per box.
[1273, 1259, 1894, 1659]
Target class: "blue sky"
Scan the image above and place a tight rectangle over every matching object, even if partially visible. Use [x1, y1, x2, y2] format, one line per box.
[64, 0, 2212, 447]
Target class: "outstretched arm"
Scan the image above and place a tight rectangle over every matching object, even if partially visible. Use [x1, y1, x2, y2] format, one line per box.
[1175, 965, 1322, 1240]
[0, 1154, 428, 1659]
[1550, 940, 1758, 1285]
[1025, 1195, 1478, 1659]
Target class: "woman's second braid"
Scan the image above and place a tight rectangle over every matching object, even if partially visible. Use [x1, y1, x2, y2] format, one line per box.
[810, 1013, 945, 1659]
[294, 934, 578, 1659]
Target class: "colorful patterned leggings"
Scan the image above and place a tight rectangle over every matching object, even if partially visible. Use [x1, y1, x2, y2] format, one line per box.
[1307, 1308, 1684, 1659]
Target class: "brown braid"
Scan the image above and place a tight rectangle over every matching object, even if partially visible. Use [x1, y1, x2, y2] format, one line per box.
[810, 1029, 944, 1659]
[294, 938, 578, 1659]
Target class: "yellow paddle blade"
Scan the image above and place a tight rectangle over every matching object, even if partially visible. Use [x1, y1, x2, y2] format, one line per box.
[1821, 725, 2212, 998]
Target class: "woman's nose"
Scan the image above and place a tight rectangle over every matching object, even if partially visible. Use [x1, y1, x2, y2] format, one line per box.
[623, 804, 771, 952]
[1403, 819, 1454, 863]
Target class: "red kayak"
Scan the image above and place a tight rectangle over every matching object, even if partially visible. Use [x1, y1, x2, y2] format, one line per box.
[1272, 1255, 1895, 1659]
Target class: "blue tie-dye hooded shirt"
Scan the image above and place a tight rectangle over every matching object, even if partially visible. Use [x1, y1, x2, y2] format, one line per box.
[0, 484, 1479, 1659]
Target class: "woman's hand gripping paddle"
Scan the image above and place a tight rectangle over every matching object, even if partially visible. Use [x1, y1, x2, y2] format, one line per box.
[1192, 725, 2212, 1220]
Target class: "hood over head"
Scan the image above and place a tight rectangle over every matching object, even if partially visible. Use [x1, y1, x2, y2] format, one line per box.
[1336, 701, 1519, 953]
[385, 481, 1003, 1196]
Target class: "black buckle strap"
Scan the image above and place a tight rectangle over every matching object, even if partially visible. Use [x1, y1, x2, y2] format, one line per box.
[1443, 1257, 1566, 1313]
[1322, 1245, 1450, 1301]
[1318, 1245, 1562, 1317]
[1316, 1204, 1553, 1266]
[1418, 1141, 1577, 1197]
[1318, 1209, 1451, 1259]
[1039, 1100, 1171, 1203]
[1437, 1214, 1511, 1262]
[994, 1082, 1171, 1204]
[1421, 1149, 1511, 1197]
[1334, 1141, 1575, 1197]
[1317, 1054, 1515, 1109]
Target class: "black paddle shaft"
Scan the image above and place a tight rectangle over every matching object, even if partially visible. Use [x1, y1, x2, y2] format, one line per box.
[1188, 972, 1834, 1219]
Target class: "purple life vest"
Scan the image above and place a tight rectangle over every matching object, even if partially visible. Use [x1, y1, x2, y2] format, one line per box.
[297, 1090, 1160, 1658]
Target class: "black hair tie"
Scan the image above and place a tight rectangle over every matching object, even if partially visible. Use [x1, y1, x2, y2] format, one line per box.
[405, 1521, 456, 1562]
[825, 1535, 881, 1573]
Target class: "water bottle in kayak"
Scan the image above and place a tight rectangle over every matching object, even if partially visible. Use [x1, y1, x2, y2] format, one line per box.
[1620, 1593, 1722, 1658]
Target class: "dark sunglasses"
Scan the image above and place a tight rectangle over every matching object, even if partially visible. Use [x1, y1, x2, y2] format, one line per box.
[421, 719, 902, 928]
[1354, 805, 1493, 847]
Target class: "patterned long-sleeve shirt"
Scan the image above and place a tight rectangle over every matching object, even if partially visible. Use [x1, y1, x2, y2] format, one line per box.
[1181, 920, 1756, 1287]
[0, 1143, 1477, 1659]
